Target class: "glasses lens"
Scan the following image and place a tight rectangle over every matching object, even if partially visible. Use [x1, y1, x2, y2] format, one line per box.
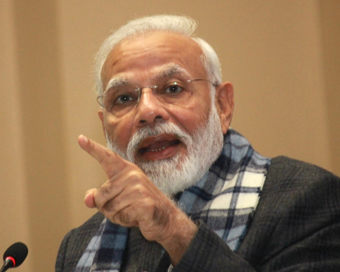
[155, 81, 193, 105]
[103, 85, 139, 116]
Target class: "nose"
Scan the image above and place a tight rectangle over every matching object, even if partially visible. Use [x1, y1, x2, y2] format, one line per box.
[134, 88, 169, 127]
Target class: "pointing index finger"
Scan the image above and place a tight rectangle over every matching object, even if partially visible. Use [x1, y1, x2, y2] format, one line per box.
[78, 134, 125, 178]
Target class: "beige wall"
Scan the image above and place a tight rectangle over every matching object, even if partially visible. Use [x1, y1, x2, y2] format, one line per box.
[1, 1, 339, 271]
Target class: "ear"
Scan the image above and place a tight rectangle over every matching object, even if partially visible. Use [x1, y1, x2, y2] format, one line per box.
[215, 82, 234, 134]
[98, 109, 106, 136]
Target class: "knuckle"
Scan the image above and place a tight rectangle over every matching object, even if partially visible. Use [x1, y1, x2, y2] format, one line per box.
[100, 181, 114, 198]
[134, 183, 147, 195]
[118, 210, 132, 224]
[126, 169, 142, 182]
[103, 199, 117, 212]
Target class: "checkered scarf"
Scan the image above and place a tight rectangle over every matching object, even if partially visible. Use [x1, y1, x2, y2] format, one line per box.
[75, 129, 271, 272]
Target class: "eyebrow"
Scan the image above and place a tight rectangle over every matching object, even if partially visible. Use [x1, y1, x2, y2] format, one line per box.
[104, 63, 193, 93]
[152, 64, 192, 81]
[105, 78, 129, 93]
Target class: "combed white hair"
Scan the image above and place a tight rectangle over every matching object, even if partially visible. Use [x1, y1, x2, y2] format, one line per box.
[94, 14, 222, 97]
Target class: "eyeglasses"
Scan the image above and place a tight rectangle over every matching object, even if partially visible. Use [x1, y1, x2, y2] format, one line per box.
[97, 78, 217, 117]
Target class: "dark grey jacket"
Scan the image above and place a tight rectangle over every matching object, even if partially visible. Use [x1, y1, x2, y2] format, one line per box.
[56, 157, 340, 271]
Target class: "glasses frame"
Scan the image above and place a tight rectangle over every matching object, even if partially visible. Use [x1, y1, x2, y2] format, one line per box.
[96, 78, 218, 109]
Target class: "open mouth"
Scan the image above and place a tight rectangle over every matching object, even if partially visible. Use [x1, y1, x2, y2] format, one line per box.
[136, 135, 183, 161]
[138, 139, 180, 154]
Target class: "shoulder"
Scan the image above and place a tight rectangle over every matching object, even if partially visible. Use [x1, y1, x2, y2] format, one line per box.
[261, 156, 340, 220]
[264, 156, 340, 196]
[238, 156, 340, 267]
[64, 212, 104, 247]
[268, 155, 338, 180]
[55, 212, 104, 272]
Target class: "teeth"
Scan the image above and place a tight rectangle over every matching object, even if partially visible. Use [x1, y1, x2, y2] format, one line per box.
[149, 146, 166, 152]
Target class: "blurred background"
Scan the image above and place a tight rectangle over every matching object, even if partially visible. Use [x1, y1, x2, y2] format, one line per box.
[1, 0, 339, 271]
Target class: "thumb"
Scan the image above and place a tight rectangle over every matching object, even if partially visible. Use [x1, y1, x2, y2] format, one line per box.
[84, 188, 97, 208]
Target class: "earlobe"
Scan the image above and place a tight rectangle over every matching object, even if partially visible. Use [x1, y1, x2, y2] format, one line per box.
[215, 82, 234, 134]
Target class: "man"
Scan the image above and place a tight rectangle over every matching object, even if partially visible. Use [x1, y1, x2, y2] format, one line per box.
[56, 15, 340, 272]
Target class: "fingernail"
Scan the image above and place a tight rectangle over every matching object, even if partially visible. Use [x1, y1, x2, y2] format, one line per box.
[80, 134, 88, 144]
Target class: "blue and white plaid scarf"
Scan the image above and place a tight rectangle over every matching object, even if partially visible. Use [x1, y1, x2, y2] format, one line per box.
[75, 129, 271, 272]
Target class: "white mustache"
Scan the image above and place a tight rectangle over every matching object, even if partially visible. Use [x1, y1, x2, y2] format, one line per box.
[126, 122, 193, 162]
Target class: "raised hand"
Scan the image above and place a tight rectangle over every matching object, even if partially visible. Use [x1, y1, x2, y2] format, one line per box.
[78, 134, 197, 265]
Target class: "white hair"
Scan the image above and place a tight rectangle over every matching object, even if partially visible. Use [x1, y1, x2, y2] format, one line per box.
[94, 14, 222, 97]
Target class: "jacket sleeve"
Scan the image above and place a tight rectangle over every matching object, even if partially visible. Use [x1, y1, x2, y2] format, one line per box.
[172, 221, 257, 272]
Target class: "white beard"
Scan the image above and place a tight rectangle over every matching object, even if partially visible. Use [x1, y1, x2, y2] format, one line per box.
[106, 102, 224, 196]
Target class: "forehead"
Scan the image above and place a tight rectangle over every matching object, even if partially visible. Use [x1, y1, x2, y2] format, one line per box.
[101, 31, 207, 86]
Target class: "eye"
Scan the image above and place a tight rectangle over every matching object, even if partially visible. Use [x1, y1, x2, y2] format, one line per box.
[163, 82, 184, 94]
[114, 94, 136, 105]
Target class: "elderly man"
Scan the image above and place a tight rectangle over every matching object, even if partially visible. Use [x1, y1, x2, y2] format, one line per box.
[56, 15, 340, 272]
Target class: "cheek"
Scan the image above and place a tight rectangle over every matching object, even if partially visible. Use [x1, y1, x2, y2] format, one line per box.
[169, 103, 211, 135]
[104, 114, 134, 149]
